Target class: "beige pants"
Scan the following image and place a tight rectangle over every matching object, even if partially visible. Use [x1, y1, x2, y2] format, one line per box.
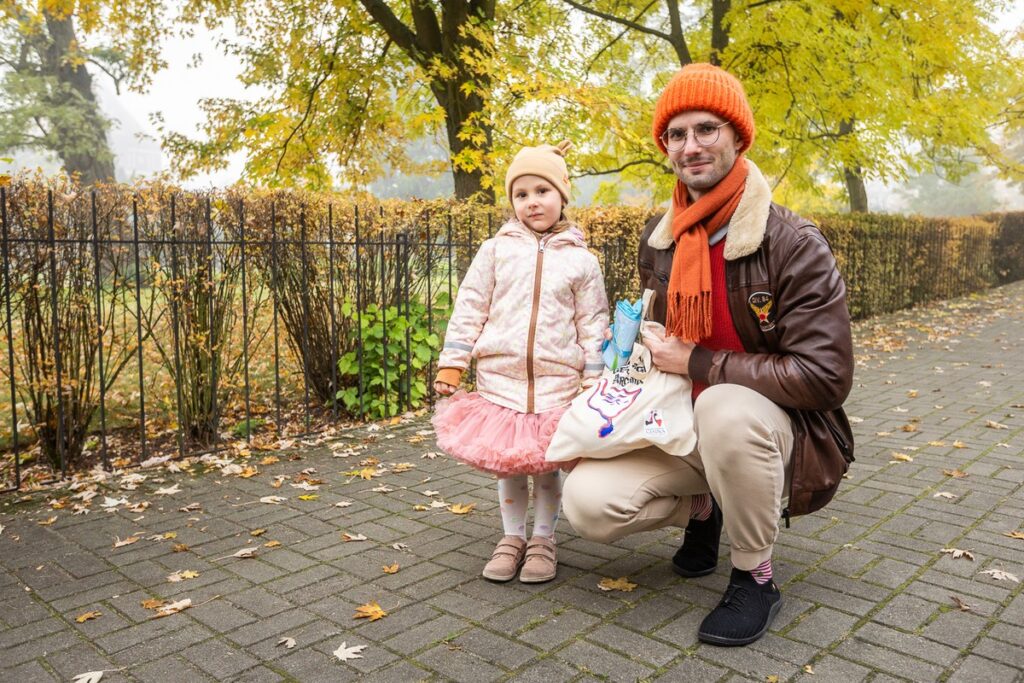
[562, 383, 793, 570]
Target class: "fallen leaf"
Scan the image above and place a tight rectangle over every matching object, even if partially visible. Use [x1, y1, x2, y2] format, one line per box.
[933, 492, 958, 499]
[766, 676, 780, 683]
[140, 599, 166, 609]
[344, 467, 378, 480]
[943, 469, 969, 478]
[333, 641, 367, 661]
[178, 502, 202, 512]
[1002, 531, 1024, 540]
[167, 570, 199, 582]
[927, 441, 947, 447]
[250, 528, 267, 537]
[802, 664, 815, 674]
[263, 540, 281, 548]
[71, 672, 105, 683]
[900, 424, 919, 433]
[391, 543, 409, 551]
[906, 390, 918, 398]
[153, 598, 192, 618]
[421, 451, 440, 459]
[985, 420, 1009, 430]
[298, 494, 319, 501]
[334, 501, 353, 508]
[429, 500, 448, 509]
[342, 533, 368, 542]
[950, 595, 972, 611]
[231, 547, 257, 559]
[979, 568, 1019, 583]
[382, 563, 399, 574]
[277, 637, 296, 649]
[75, 610, 102, 623]
[941, 548, 975, 561]
[391, 462, 416, 473]
[172, 543, 190, 553]
[353, 601, 387, 621]
[260, 496, 286, 504]
[449, 503, 475, 515]
[291, 481, 320, 491]
[113, 535, 140, 548]
[239, 466, 260, 478]
[952, 441, 967, 449]
[38, 516, 57, 526]
[890, 452, 914, 462]
[412, 505, 429, 511]
[260, 456, 280, 465]
[155, 484, 181, 496]
[101, 497, 128, 508]
[597, 576, 637, 592]
[422, 490, 440, 497]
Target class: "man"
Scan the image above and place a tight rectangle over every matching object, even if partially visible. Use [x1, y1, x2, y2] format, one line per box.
[562, 63, 854, 646]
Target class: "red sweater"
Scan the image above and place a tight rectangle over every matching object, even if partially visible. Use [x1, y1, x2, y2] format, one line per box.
[691, 239, 744, 400]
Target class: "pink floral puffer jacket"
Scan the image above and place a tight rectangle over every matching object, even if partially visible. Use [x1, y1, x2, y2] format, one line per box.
[437, 219, 609, 414]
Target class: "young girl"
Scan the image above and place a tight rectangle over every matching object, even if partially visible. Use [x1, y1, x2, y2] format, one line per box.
[432, 141, 609, 583]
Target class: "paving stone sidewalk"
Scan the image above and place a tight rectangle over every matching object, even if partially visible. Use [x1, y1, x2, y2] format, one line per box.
[2, 280, 1023, 683]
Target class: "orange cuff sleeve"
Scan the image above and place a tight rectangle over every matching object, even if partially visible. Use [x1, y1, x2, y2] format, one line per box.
[435, 367, 462, 387]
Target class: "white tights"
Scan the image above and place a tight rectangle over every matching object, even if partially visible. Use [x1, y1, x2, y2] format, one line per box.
[497, 471, 561, 539]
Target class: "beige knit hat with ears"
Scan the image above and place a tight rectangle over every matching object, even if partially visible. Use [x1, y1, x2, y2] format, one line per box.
[505, 140, 573, 205]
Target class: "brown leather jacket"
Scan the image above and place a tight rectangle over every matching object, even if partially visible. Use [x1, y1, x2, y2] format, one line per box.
[637, 162, 854, 517]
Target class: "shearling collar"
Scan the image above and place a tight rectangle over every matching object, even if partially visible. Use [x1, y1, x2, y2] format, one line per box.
[647, 159, 772, 260]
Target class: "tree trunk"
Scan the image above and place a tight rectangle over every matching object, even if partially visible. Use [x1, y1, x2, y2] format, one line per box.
[710, 0, 731, 66]
[42, 12, 115, 185]
[838, 119, 868, 212]
[844, 166, 869, 213]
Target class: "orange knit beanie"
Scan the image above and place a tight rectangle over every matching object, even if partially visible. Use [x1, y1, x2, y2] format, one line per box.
[505, 140, 573, 205]
[652, 64, 755, 155]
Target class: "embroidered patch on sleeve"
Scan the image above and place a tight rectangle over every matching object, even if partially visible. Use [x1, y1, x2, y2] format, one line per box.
[748, 291, 776, 332]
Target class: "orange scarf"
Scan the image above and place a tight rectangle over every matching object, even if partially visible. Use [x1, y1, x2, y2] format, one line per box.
[666, 157, 748, 341]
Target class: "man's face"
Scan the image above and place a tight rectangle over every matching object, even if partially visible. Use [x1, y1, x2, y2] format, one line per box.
[665, 110, 743, 200]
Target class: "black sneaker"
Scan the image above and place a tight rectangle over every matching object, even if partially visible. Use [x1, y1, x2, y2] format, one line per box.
[671, 498, 722, 577]
[697, 567, 782, 646]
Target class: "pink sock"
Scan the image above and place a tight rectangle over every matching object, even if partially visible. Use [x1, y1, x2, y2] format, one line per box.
[750, 559, 773, 584]
[689, 493, 712, 521]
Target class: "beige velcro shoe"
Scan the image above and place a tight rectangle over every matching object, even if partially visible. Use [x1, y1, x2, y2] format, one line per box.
[519, 536, 557, 583]
[482, 535, 527, 582]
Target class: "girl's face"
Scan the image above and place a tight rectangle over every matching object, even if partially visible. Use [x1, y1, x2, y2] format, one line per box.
[511, 175, 563, 233]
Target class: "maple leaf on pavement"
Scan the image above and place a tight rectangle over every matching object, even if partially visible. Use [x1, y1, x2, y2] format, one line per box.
[598, 577, 638, 592]
[382, 563, 399, 574]
[449, 503, 475, 515]
[155, 484, 181, 496]
[940, 548, 975, 561]
[1002, 531, 1024, 540]
[277, 637, 296, 649]
[979, 568, 1020, 583]
[75, 611, 102, 623]
[334, 642, 367, 661]
[353, 601, 387, 621]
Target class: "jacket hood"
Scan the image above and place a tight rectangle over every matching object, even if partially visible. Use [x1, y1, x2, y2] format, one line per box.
[497, 219, 588, 248]
[647, 158, 772, 260]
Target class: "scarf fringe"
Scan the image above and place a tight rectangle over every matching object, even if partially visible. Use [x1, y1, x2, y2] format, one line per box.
[666, 291, 713, 342]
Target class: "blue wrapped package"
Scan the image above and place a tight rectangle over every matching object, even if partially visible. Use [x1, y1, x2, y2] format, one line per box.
[601, 297, 643, 371]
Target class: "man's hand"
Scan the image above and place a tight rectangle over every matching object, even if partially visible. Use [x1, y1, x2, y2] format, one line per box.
[642, 321, 694, 376]
[434, 381, 458, 396]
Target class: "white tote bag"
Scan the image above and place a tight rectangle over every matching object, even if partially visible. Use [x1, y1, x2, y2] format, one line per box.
[545, 290, 696, 462]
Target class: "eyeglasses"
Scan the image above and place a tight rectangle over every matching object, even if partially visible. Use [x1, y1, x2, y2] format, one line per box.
[659, 121, 731, 152]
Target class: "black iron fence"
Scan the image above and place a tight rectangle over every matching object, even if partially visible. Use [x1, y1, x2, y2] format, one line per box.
[1, 181, 1019, 491]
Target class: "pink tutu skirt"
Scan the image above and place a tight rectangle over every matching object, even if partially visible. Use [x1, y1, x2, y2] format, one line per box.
[432, 391, 566, 476]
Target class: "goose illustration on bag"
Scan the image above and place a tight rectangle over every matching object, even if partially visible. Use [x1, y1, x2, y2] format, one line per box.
[585, 378, 643, 437]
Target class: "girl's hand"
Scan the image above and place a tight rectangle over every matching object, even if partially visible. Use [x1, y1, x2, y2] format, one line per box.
[434, 381, 458, 396]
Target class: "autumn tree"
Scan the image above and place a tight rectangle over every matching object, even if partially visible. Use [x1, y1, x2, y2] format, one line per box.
[165, 0, 504, 200]
[0, 1, 167, 185]
[558, 0, 1024, 212]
